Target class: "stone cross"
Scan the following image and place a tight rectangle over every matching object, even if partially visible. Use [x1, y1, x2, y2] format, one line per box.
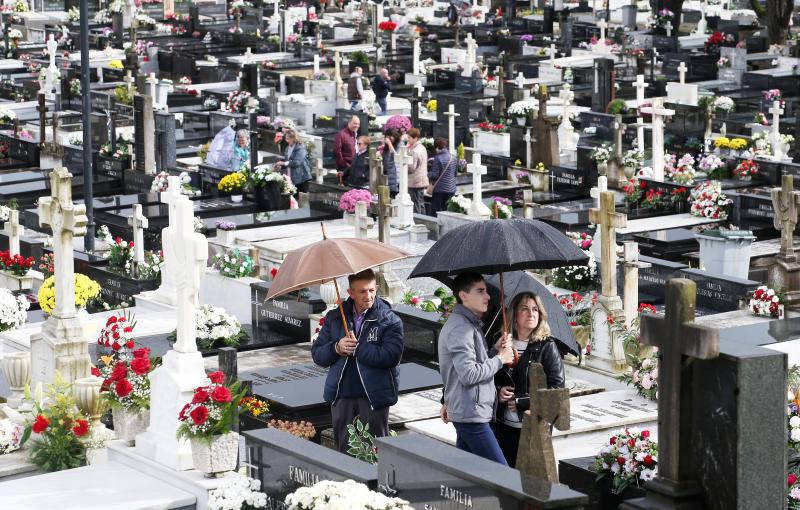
[597, 18, 607, 42]
[412, 33, 421, 74]
[636, 117, 646, 153]
[622, 241, 651, 325]
[45, 34, 58, 93]
[770, 100, 785, 160]
[522, 189, 536, 219]
[548, 43, 557, 66]
[634, 74, 647, 107]
[391, 145, 415, 226]
[38, 168, 88, 319]
[147, 72, 158, 98]
[313, 54, 320, 75]
[124, 70, 135, 94]
[315, 158, 325, 184]
[353, 200, 373, 239]
[368, 146, 382, 195]
[333, 50, 342, 88]
[589, 175, 608, 260]
[377, 185, 392, 243]
[4, 208, 23, 255]
[771, 175, 800, 261]
[467, 153, 491, 218]
[589, 191, 626, 298]
[638, 279, 720, 493]
[516, 363, 570, 482]
[640, 99, 675, 181]
[444, 104, 460, 153]
[665, 20, 673, 37]
[128, 203, 148, 267]
[523, 128, 533, 168]
[462, 33, 477, 77]
[515, 72, 526, 89]
[677, 62, 688, 84]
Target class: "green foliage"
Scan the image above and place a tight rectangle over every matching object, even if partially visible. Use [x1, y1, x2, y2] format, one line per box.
[606, 99, 628, 115]
[346, 418, 396, 464]
[697, 95, 715, 111]
[350, 50, 369, 63]
[420, 287, 457, 320]
[114, 85, 135, 106]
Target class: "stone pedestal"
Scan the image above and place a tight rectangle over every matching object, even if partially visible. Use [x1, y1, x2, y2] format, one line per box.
[768, 257, 800, 306]
[135, 349, 207, 471]
[30, 316, 91, 388]
[585, 297, 626, 374]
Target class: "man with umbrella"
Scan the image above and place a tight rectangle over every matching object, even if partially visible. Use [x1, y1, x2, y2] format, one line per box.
[438, 272, 515, 465]
[311, 269, 404, 454]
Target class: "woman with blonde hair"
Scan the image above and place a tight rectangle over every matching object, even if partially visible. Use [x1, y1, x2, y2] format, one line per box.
[493, 291, 565, 467]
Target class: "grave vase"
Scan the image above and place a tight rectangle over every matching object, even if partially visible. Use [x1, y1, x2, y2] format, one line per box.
[190, 431, 240, 476]
[255, 181, 282, 210]
[0, 352, 30, 407]
[73, 377, 105, 435]
[112, 407, 150, 446]
[217, 229, 236, 245]
[231, 194, 243, 203]
[624, 165, 637, 179]
[343, 211, 355, 225]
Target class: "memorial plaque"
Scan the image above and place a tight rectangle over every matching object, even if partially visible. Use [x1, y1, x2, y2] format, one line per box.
[625, 255, 687, 302]
[393, 304, 444, 362]
[308, 181, 347, 214]
[680, 268, 759, 312]
[550, 165, 591, 193]
[579, 112, 615, 141]
[82, 264, 159, 306]
[245, 428, 378, 509]
[737, 193, 776, 224]
[250, 281, 327, 345]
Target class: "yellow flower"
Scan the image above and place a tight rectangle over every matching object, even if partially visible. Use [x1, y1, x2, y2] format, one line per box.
[536, 162, 546, 171]
[218, 172, 247, 193]
[109, 60, 124, 70]
[729, 138, 747, 150]
[38, 274, 101, 315]
[426, 99, 437, 112]
[514, 159, 522, 166]
[714, 137, 730, 149]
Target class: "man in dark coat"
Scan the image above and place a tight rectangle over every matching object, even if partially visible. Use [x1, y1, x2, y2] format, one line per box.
[333, 115, 360, 172]
[311, 269, 404, 453]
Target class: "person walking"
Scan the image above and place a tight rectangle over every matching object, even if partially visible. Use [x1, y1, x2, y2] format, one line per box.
[372, 68, 392, 115]
[438, 272, 513, 465]
[334, 115, 360, 173]
[311, 269, 404, 454]
[348, 66, 365, 111]
[406, 128, 429, 214]
[427, 137, 457, 214]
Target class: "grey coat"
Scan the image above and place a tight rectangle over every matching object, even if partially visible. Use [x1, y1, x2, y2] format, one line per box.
[437, 304, 502, 423]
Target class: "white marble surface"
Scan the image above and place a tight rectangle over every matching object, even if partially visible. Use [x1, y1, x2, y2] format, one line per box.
[765, 340, 800, 367]
[616, 213, 721, 235]
[0, 460, 195, 509]
[0, 449, 37, 480]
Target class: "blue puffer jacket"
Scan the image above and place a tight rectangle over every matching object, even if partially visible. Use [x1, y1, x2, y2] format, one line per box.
[311, 297, 404, 410]
[382, 149, 399, 193]
[427, 149, 457, 194]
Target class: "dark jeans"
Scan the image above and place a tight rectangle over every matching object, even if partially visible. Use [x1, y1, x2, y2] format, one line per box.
[494, 421, 522, 468]
[452, 422, 508, 465]
[296, 180, 309, 193]
[376, 97, 388, 115]
[409, 187, 426, 215]
[431, 192, 454, 215]
[331, 397, 389, 454]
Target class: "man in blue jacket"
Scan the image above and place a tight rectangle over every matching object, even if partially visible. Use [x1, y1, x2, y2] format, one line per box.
[311, 269, 404, 453]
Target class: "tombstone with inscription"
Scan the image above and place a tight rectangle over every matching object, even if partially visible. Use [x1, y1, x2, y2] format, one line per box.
[133, 94, 156, 175]
[592, 58, 614, 113]
[250, 281, 327, 346]
[30, 168, 91, 388]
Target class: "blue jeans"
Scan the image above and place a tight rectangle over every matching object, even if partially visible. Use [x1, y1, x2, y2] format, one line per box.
[452, 422, 508, 465]
[376, 97, 388, 115]
[350, 100, 361, 111]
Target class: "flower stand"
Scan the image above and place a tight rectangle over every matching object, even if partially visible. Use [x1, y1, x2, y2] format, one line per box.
[0, 271, 33, 291]
[190, 431, 240, 476]
[112, 408, 150, 446]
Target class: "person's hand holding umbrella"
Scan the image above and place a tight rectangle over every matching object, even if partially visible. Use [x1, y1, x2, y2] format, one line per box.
[336, 331, 358, 357]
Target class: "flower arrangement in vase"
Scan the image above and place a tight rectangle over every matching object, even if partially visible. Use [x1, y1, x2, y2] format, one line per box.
[622, 178, 645, 207]
[286, 480, 413, 510]
[445, 194, 472, 214]
[338, 189, 375, 214]
[507, 101, 536, 123]
[37, 274, 101, 315]
[208, 472, 268, 510]
[177, 370, 245, 476]
[591, 144, 613, 166]
[477, 121, 508, 133]
[594, 427, 659, 494]
[108, 236, 134, 276]
[665, 153, 696, 185]
[213, 248, 256, 279]
[689, 181, 732, 220]
[218, 172, 247, 200]
[754, 112, 769, 126]
[0, 251, 34, 276]
[749, 285, 784, 318]
[383, 115, 412, 133]
[552, 232, 597, 292]
[640, 189, 665, 210]
[714, 96, 735, 113]
[734, 159, 759, 180]
[168, 305, 247, 351]
[150, 171, 170, 193]
[697, 154, 727, 179]
[490, 196, 513, 219]
[227, 90, 253, 113]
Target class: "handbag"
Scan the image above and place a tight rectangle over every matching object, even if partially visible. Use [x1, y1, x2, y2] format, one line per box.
[426, 155, 453, 196]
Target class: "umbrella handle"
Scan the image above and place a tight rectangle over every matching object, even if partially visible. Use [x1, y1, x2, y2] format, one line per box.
[333, 278, 351, 338]
[499, 272, 508, 335]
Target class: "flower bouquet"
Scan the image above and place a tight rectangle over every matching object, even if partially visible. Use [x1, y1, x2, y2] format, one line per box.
[338, 189, 375, 214]
[446, 194, 472, 214]
[507, 100, 536, 121]
[177, 370, 245, 475]
[666, 153, 696, 185]
[213, 248, 256, 279]
[490, 196, 512, 219]
[218, 172, 247, 197]
[641, 189, 664, 210]
[591, 144, 613, 165]
[37, 274, 101, 315]
[734, 159, 759, 180]
[208, 473, 268, 510]
[622, 178, 645, 207]
[108, 236, 134, 275]
[96, 311, 137, 354]
[749, 286, 784, 319]
[477, 121, 508, 133]
[594, 428, 658, 494]
[0, 418, 23, 455]
[717, 57, 730, 68]
[168, 305, 248, 351]
[714, 96, 735, 113]
[138, 251, 164, 280]
[697, 154, 726, 179]
[425, 99, 437, 113]
[0, 107, 16, 125]
[558, 292, 589, 326]
[689, 181, 731, 220]
[0, 251, 33, 276]
[384, 115, 411, 134]
[789, 468, 800, 510]
[150, 171, 170, 193]
[378, 20, 397, 32]
[622, 149, 643, 170]
[552, 232, 597, 292]
[227, 90, 253, 113]
[285, 480, 413, 510]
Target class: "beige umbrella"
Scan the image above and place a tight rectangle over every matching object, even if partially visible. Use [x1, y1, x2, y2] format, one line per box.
[266, 223, 411, 337]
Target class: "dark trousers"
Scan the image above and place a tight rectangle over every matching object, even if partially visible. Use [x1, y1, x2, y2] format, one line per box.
[431, 192, 454, 215]
[331, 397, 389, 454]
[296, 180, 309, 193]
[376, 97, 388, 115]
[452, 421, 508, 465]
[409, 187, 426, 215]
[494, 421, 522, 468]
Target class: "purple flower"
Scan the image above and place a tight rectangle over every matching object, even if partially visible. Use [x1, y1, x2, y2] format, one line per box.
[492, 196, 512, 206]
[384, 115, 412, 134]
[215, 220, 237, 231]
[520, 34, 533, 42]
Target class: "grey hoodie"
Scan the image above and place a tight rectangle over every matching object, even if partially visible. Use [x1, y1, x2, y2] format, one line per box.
[438, 304, 503, 423]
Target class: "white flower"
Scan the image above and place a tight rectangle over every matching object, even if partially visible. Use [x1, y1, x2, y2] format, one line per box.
[640, 468, 656, 481]
[791, 428, 800, 442]
[790, 416, 800, 428]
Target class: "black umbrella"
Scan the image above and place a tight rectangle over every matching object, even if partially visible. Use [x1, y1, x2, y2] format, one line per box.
[409, 218, 588, 333]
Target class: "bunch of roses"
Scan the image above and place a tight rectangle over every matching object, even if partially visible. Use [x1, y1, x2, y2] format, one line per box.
[750, 285, 784, 319]
[96, 347, 154, 410]
[0, 250, 33, 276]
[96, 312, 136, 354]
[734, 159, 759, 179]
[594, 427, 658, 495]
[177, 371, 244, 440]
[689, 181, 731, 220]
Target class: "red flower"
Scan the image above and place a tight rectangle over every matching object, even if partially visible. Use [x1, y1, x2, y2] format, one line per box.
[91, 366, 101, 377]
[106, 316, 117, 327]
[628, 438, 636, 448]
[789, 473, 798, 486]
[72, 419, 90, 437]
[640, 181, 646, 188]
[610, 436, 617, 445]
[130, 356, 151, 375]
[643, 454, 654, 466]
[178, 403, 191, 421]
[270, 267, 278, 278]
[32, 415, 50, 433]
[111, 341, 121, 351]
[190, 405, 209, 425]
[124, 326, 133, 333]
[208, 371, 226, 384]
[617, 456, 626, 466]
[115, 378, 133, 397]
[133, 347, 149, 359]
[641, 430, 650, 439]
[211, 385, 232, 403]
[125, 340, 135, 349]
[111, 363, 128, 381]
[192, 389, 210, 403]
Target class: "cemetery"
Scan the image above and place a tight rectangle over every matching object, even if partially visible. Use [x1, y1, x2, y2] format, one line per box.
[0, 0, 799, 508]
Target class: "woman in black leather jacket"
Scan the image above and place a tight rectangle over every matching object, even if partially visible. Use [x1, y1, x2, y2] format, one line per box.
[494, 291, 565, 467]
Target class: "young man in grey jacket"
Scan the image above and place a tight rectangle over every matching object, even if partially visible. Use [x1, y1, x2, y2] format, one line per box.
[438, 272, 513, 464]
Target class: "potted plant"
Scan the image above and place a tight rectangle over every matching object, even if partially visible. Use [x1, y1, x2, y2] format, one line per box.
[338, 189, 375, 223]
[0, 250, 35, 290]
[215, 220, 237, 245]
[490, 196, 513, 219]
[621, 149, 643, 178]
[622, 178, 644, 209]
[507, 101, 536, 126]
[606, 99, 628, 116]
[177, 370, 245, 476]
[96, 314, 156, 445]
[445, 194, 472, 215]
[218, 172, 247, 202]
[734, 159, 759, 181]
[37, 274, 102, 317]
[0, 287, 28, 333]
[212, 248, 256, 279]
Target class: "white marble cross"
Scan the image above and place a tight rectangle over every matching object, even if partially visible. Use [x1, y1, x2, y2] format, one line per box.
[665, 21, 673, 37]
[244, 47, 253, 63]
[589, 175, 608, 259]
[640, 99, 675, 181]
[128, 203, 148, 265]
[677, 62, 687, 84]
[392, 145, 415, 226]
[770, 100, 785, 160]
[414, 80, 425, 99]
[315, 158, 325, 184]
[467, 153, 491, 218]
[413, 33, 421, 74]
[313, 54, 320, 75]
[636, 117, 647, 153]
[154, 176, 184, 303]
[623, 241, 651, 325]
[3, 208, 23, 256]
[634, 74, 647, 107]
[548, 43, 557, 66]
[515, 72, 526, 89]
[353, 200, 374, 239]
[524, 128, 533, 168]
[38, 168, 88, 319]
[147, 72, 158, 98]
[444, 104, 460, 152]
[124, 70, 135, 94]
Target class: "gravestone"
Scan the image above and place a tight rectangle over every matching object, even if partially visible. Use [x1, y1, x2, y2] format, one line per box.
[679, 268, 759, 312]
[591, 58, 614, 113]
[375, 434, 588, 509]
[133, 94, 155, 175]
[154, 111, 176, 173]
[30, 168, 91, 388]
[250, 281, 327, 345]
